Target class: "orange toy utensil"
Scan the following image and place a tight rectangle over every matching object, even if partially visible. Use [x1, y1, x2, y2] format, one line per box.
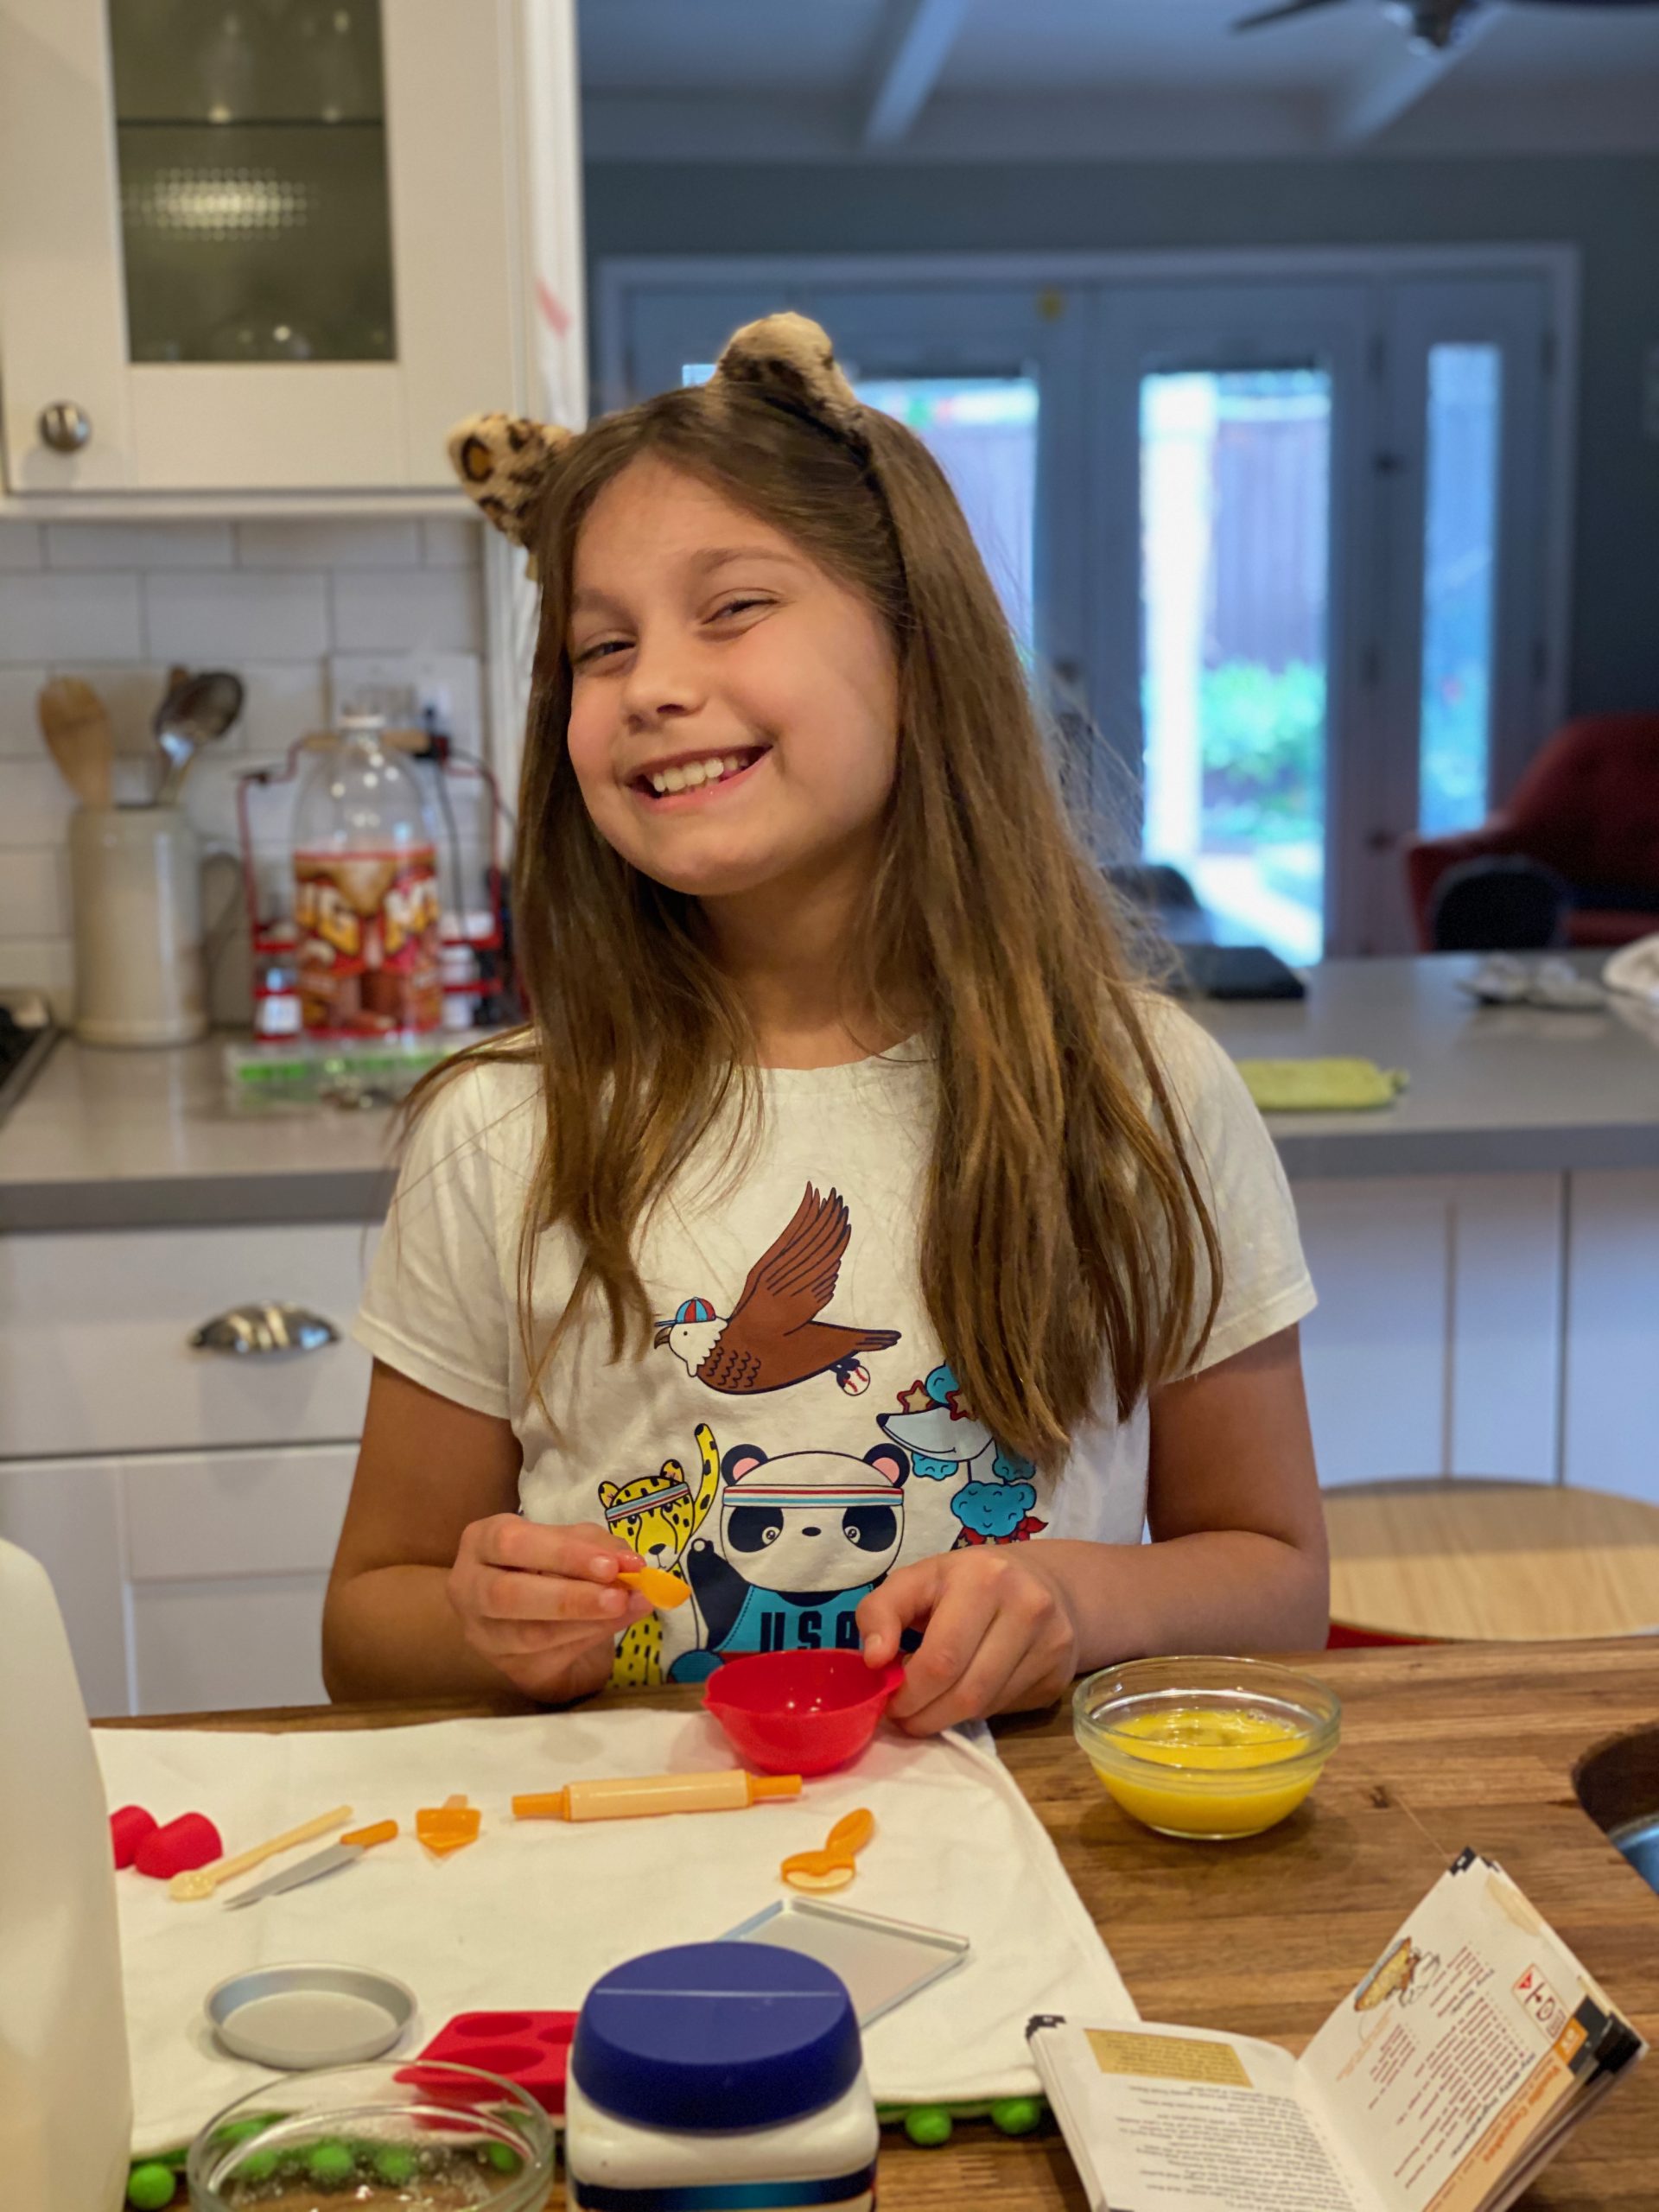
[340, 1820, 398, 1849]
[781, 1807, 875, 1893]
[417, 1794, 480, 1858]
[615, 1566, 690, 1610]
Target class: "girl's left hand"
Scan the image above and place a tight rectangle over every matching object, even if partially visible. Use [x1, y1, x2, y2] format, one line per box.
[855, 1548, 1080, 1735]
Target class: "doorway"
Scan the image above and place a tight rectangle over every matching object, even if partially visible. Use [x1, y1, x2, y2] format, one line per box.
[607, 251, 1571, 958]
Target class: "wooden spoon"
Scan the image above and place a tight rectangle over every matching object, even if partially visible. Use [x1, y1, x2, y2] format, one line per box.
[36, 677, 113, 808]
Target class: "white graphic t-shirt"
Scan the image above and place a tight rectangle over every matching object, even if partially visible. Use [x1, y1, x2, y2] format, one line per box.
[353, 999, 1315, 1688]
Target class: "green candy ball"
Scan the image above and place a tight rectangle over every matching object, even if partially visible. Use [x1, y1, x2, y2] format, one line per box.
[237, 2150, 278, 2184]
[218, 2118, 270, 2148]
[305, 2140, 357, 2187]
[481, 2142, 523, 2174]
[126, 2163, 175, 2209]
[904, 2107, 954, 2148]
[989, 2095, 1045, 2137]
[372, 2145, 419, 2185]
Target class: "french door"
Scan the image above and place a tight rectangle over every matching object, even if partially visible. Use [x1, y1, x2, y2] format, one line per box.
[611, 257, 1567, 959]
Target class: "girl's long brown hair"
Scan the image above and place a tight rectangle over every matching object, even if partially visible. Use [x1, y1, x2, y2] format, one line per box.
[429, 354, 1221, 1469]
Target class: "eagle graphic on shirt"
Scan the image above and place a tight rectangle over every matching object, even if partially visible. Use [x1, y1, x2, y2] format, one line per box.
[653, 1184, 900, 1399]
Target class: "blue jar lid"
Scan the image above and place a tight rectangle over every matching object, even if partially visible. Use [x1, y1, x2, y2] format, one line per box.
[573, 1942, 861, 2132]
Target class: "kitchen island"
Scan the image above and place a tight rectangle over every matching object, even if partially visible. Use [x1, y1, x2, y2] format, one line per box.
[3, 957, 1656, 1720]
[2, 956, 1654, 1232]
[1196, 957, 1659, 1502]
[111, 1638, 1659, 2209]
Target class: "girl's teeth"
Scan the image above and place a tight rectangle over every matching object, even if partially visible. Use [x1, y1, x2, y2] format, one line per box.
[645, 752, 758, 798]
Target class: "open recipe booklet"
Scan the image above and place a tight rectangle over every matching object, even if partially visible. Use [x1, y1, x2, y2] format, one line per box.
[1028, 1851, 1644, 2212]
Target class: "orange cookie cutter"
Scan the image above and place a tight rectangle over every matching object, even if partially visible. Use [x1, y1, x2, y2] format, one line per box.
[417, 1793, 480, 1858]
[615, 1566, 690, 1610]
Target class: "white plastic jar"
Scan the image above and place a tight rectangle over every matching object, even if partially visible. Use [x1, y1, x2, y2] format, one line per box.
[564, 1941, 878, 2211]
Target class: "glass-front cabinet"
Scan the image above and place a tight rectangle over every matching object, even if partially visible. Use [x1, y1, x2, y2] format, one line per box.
[0, 0, 575, 496]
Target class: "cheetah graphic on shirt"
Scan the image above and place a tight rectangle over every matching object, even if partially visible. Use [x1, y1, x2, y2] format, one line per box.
[601, 1422, 720, 1688]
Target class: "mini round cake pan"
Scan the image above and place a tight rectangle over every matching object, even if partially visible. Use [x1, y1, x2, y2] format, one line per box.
[206, 1961, 416, 2069]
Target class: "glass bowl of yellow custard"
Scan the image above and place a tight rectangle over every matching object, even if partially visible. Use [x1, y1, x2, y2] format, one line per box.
[1072, 1656, 1341, 1840]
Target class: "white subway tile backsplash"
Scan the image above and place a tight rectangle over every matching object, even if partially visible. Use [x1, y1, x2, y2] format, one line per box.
[45, 522, 234, 571]
[0, 515, 490, 1005]
[143, 569, 330, 662]
[0, 936, 73, 1015]
[236, 518, 423, 570]
[421, 517, 483, 568]
[0, 523, 44, 571]
[0, 667, 49, 758]
[0, 847, 67, 938]
[0, 571, 143, 662]
[331, 567, 484, 654]
[236, 662, 328, 756]
[0, 761, 77, 846]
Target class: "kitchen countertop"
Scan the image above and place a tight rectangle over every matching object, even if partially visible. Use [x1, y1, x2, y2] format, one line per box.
[112, 1638, 1659, 2210]
[3, 956, 1656, 1231]
[1192, 951, 1659, 1179]
[0, 1033, 402, 1232]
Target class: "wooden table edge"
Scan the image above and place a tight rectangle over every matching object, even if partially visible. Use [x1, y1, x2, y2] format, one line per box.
[99, 1642, 1659, 2210]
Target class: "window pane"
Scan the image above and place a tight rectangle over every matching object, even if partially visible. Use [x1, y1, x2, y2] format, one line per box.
[109, 0, 395, 364]
[854, 378, 1038, 654]
[1419, 345, 1503, 836]
[683, 365, 1039, 654]
[1140, 369, 1330, 965]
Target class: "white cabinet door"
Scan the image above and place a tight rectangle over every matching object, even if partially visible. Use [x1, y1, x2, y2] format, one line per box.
[124, 1443, 354, 1713]
[0, 1220, 376, 1459]
[1561, 1169, 1659, 1504]
[0, 0, 549, 494]
[0, 1443, 355, 1717]
[1294, 1173, 1564, 1487]
[0, 1455, 128, 1718]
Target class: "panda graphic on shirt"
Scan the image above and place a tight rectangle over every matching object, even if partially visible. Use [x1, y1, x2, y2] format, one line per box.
[667, 1440, 908, 1683]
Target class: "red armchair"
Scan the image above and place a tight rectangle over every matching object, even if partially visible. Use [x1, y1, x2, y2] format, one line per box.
[1404, 715, 1659, 950]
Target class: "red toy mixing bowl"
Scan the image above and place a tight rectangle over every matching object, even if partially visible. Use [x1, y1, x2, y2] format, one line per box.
[704, 1650, 906, 1775]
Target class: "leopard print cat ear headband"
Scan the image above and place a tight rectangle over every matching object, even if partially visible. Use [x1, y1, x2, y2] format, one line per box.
[445, 311, 865, 566]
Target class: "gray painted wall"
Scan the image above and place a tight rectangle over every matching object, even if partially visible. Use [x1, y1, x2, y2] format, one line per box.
[585, 156, 1659, 720]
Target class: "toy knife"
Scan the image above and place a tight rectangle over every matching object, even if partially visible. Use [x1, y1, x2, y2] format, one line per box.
[222, 1820, 397, 1909]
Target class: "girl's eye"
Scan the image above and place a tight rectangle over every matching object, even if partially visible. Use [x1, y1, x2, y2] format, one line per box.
[573, 638, 629, 666]
[709, 596, 769, 623]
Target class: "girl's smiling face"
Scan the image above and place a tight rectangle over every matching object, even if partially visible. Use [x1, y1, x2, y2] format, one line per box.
[565, 457, 899, 905]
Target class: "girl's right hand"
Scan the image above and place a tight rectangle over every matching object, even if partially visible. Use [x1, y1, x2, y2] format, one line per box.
[447, 1515, 655, 1702]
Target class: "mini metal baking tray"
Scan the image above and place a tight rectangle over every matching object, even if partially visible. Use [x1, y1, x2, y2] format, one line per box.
[720, 1897, 970, 2025]
[206, 1961, 416, 2069]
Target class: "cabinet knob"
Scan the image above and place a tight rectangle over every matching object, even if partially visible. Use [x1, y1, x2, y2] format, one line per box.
[38, 402, 93, 454]
[190, 1303, 340, 1356]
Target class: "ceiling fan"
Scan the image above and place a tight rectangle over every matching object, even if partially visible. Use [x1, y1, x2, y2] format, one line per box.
[1234, 0, 1659, 54]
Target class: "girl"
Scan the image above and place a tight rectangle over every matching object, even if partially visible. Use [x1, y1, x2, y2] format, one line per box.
[323, 313, 1326, 1732]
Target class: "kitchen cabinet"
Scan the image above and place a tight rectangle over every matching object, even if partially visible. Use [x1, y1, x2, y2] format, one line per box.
[0, 1443, 354, 1715]
[0, 1219, 378, 1459]
[1294, 1166, 1659, 1501]
[1560, 1168, 1659, 1503]
[0, 1219, 374, 1714]
[0, 0, 586, 502]
[1295, 1172, 1565, 1487]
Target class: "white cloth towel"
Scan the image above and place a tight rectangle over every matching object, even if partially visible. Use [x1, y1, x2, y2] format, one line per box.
[96, 1706, 1135, 2155]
